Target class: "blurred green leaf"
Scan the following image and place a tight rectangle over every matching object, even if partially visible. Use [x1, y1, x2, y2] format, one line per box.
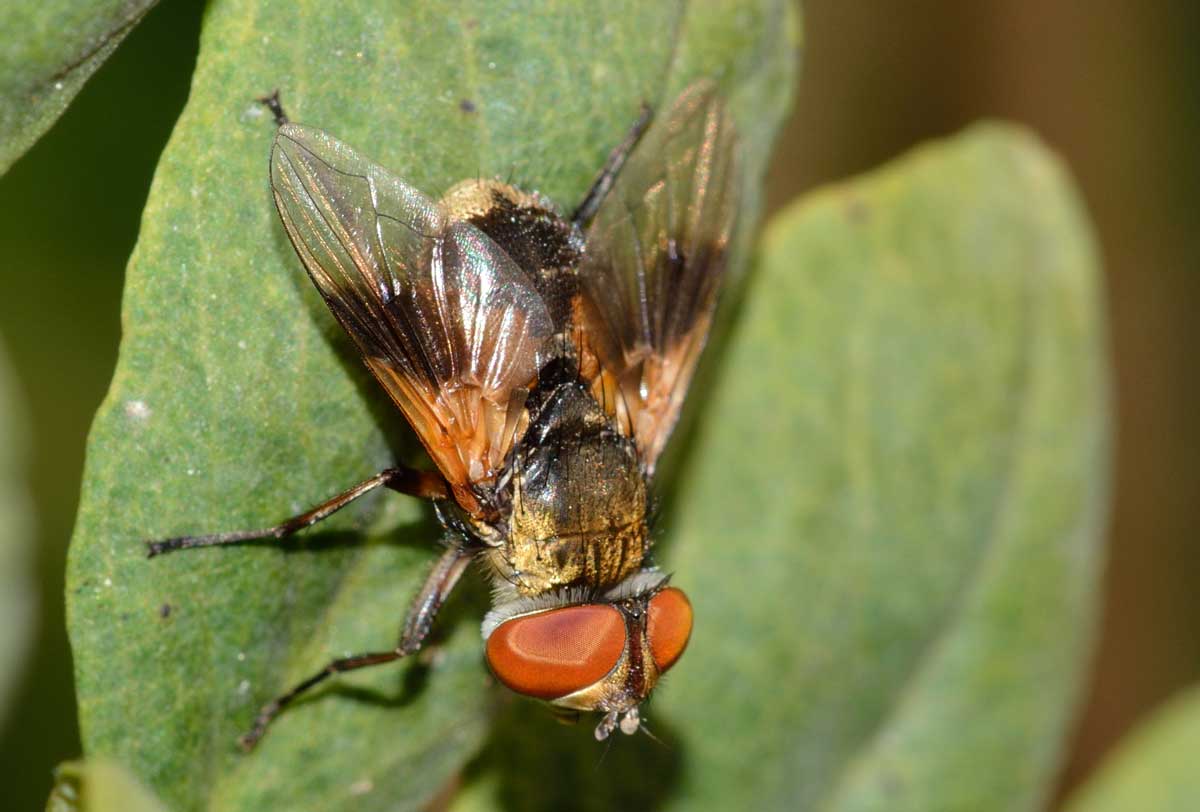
[1064, 685, 1200, 812]
[0, 0, 158, 175]
[47, 759, 169, 812]
[0, 342, 34, 726]
[452, 125, 1109, 810]
[65, 2, 795, 811]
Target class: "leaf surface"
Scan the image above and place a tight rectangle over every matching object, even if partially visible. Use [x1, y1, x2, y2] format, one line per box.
[48, 759, 170, 812]
[0, 0, 158, 175]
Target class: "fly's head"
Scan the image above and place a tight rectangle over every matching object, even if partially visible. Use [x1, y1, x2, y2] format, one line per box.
[481, 575, 692, 740]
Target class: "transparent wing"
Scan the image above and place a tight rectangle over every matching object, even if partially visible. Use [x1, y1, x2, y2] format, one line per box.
[574, 81, 739, 476]
[270, 124, 553, 512]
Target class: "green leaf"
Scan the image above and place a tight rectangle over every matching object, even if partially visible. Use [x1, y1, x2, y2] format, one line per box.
[1064, 685, 1200, 812]
[0, 342, 34, 726]
[0, 0, 158, 175]
[65, 2, 796, 811]
[47, 759, 169, 812]
[451, 126, 1110, 810]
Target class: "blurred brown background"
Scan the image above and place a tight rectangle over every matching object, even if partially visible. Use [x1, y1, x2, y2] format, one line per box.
[0, 1, 1196, 808]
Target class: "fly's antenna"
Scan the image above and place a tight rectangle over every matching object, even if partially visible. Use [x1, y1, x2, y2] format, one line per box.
[256, 90, 290, 127]
[594, 731, 616, 771]
[638, 717, 669, 749]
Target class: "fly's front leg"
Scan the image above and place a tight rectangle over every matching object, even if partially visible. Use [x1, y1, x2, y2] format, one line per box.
[257, 89, 290, 126]
[145, 465, 449, 557]
[239, 542, 474, 750]
[398, 537, 476, 651]
[571, 101, 653, 227]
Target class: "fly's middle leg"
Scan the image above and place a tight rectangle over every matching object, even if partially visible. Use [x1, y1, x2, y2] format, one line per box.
[238, 542, 474, 750]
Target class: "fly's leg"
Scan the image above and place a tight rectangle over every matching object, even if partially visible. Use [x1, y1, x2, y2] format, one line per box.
[571, 101, 653, 227]
[144, 462, 463, 749]
[257, 89, 290, 126]
[239, 543, 474, 750]
[145, 465, 450, 557]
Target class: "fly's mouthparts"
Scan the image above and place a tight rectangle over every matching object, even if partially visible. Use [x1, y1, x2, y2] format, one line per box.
[594, 707, 641, 740]
[594, 711, 619, 741]
[619, 706, 641, 736]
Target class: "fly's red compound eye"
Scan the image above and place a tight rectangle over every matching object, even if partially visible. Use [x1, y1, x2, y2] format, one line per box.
[486, 604, 627, 699]
[646, 587, 693, 673]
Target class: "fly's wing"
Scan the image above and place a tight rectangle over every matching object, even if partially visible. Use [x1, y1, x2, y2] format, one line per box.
[574, 81, 739, 477]
[270, 124, 553, 514]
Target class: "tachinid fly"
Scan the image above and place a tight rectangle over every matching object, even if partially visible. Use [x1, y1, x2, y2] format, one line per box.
[147, 81, 739, 748]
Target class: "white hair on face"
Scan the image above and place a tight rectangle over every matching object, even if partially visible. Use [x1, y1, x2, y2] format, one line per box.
[479, 570, 670, 639]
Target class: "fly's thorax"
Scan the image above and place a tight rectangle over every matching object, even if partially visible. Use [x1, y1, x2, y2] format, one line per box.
[441, 179, 583, 276]
[441, 177, 548, 222]
[440, 178, 585, 327]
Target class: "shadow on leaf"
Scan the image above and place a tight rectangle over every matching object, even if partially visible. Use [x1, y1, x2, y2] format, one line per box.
[459, 694, 686, 812]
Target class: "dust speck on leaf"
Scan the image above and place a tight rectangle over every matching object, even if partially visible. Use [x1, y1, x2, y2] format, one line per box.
[124, 399, 151, 420]
[845, 196, 870, 224]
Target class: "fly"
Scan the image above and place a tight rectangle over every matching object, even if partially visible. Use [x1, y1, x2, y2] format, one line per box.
[147, 81, 739, 749]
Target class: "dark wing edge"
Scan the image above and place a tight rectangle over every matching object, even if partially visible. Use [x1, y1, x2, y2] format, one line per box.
[574, 81, 740, 476]
[269, 124, 553, 513]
